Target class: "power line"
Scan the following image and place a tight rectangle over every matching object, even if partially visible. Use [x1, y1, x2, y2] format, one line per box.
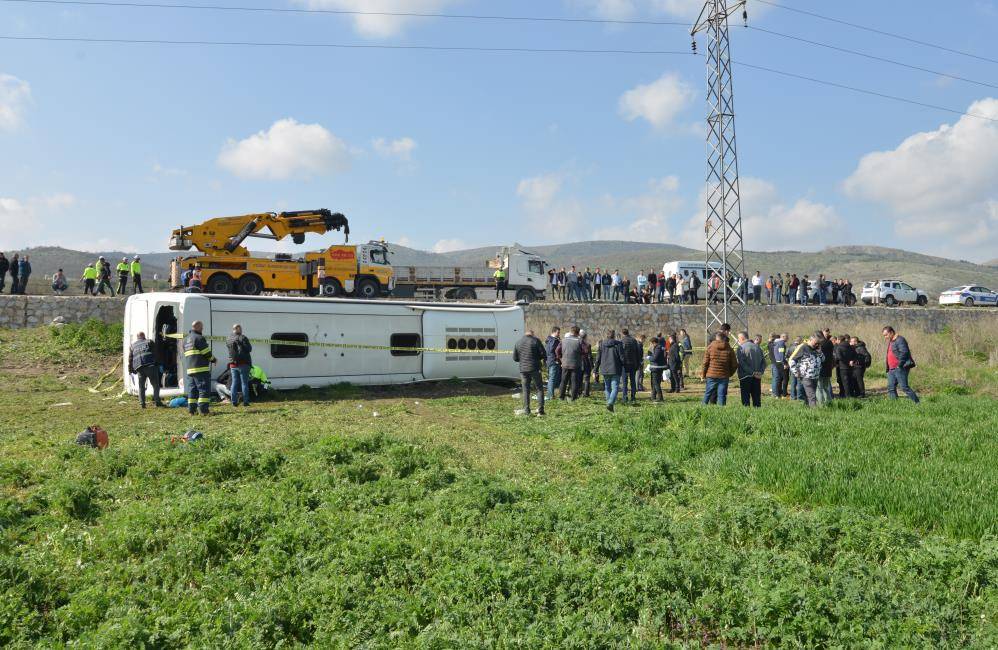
[748, 25, 998, 91]
[755, 0, 998, 66]
[0, 0, 689, 26]
[0, 34, 693, 55]
[2, 34, 995, 124]
[733, 60, 998, 123]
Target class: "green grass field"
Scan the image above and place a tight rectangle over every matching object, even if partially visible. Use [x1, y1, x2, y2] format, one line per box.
[1, 323, 997, 647]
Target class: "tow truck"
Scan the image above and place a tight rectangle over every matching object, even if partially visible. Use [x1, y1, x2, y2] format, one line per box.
[168, 209, 393, 298]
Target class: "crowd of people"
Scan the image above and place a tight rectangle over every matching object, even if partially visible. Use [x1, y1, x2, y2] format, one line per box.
[544, 265, 857, 307]
[0, 253, 32, 295]
[546, 266, 703, 304]
[80, 256, 144, 296]
[513, 323, 919, 414]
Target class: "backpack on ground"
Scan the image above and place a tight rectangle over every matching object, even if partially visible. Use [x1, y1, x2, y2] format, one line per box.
[75, 425, 109, 449]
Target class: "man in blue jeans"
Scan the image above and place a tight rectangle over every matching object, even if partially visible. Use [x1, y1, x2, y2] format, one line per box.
[883, 326, 919, 403]
[595, 330, 625, 412]
[226, 323, 253, 407]
[701, 331, 738, 406]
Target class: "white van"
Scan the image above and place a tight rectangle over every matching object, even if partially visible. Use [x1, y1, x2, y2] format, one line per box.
[660, 260, 746, 300]
[123, 293, 523, 398]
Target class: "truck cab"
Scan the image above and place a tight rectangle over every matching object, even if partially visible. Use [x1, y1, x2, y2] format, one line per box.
[493, 246, 549, 302]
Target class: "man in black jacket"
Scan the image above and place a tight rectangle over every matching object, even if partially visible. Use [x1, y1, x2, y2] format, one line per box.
[833, 333, 858, 397]
[513, 328, 546, 416]
[544, 327, 561, 399]
[226, 324, 253, 406]
[595, 330, 624, 412]
[128, 332, 164, 408]
[619, 328, 642, 403]
[0, 252, 7, 292]
[8, 253, 18, 295]
[850, 336, 871, 398]
[817, 329, 835, 404]
[556, 326, 584, 401]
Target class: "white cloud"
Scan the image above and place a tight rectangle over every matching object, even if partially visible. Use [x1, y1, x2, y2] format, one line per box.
[843, 98, 998, 258]
[394, 235, 413, 248]
[372, 136, 417, 161]
[432, 238, 467, 253]
[516, 172, 585, 232]
[152, 162, 188, 177]
[0, 193, 76, 248]
[218, 118, 351, 180]
[677, 177, 842, 251]
[592, 176, 684, 241]
[619, 72, 694, 131]
[0, 73, 31, 131]
[296, 0, 459, 38]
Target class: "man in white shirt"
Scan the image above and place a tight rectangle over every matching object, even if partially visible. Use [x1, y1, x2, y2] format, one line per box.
[751, 271, 763, 304]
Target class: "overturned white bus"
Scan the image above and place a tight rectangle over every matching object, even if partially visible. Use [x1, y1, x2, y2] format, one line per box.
[123, 293, 524, 398]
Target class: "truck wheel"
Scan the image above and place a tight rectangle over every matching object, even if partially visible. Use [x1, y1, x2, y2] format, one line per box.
[355, 278, 380, 299]
[320, 279, 342, 297]
[965, 297, 975, 307]
[457, 288, 477, 300]
[236, 274, 263, 296]
[884, 295, 897, 306]
[515, 288, 536, 303]
[205, 273, 234, 295]
[916, 295, 928, 306]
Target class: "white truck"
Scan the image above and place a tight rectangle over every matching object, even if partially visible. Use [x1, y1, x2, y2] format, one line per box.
[391, 246, 549, 303]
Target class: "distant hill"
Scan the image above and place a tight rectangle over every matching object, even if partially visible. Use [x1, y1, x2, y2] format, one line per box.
[9, 241, 998, 297]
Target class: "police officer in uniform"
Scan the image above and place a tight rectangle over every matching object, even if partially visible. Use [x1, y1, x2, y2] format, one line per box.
[116, 257, 130, 294]
[128, 332, 164, 408]
[183, 320, 216, 415]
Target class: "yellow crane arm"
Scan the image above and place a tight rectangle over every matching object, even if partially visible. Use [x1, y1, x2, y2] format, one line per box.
[170, 209, 349, 256]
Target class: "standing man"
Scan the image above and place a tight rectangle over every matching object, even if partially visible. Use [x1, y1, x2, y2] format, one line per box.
[513, 328, 546, 416]
[595, 330, 624, 412]
[788, 333, 823, 407]
[565, 266, 578, 302]
[666, 332, 683, 393]
[493, 265, 506, 301]
[128, 332, 164, 408]
[883, 326, 919, 403]
[773, 274, 783, 305]
[850, 336, 871, 398]
[701, 332, 738, 406]
[736, 332, 765, 407]
[817, 330, 834, 404]
[833, 333, 858, 398]
[579, 331, 594, 397]
[95, 257, 115, 296]
[768, 333, 787, 398]
[226, 323, 253, 407]
[751, 271, 762, 304]
[778, 333, 791, 398]
[545, 326, 562, 399]
[131, 255, 144, 293]
[582, 268, 593, 302]
[8, 253, 18, 295]
[619, 328, 641, 403]
[592, 268, 603, 301]
[16, 255, 31, 294]
[679, 328, 693, 383]
[183, 320, 216, 416]
[557, 326, 584, 401]
[116, 257, 130, 295]
[646, 336, 666, 401]
[0, 252, 7, 293]
[81, 263, 98, 295]
[611, 270, 621, 302]
[690, 271, 701, 304]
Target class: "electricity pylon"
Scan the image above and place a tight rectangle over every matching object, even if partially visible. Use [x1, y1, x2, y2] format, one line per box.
[692, 0, 748, 344]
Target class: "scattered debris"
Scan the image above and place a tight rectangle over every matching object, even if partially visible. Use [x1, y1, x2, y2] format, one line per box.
[75, 425, 109, 449]
[51, 402, 73, 408]
[171, 430, 204, 444]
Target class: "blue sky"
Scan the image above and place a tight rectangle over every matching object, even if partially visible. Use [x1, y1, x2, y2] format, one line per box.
[1, 0, 997, 260]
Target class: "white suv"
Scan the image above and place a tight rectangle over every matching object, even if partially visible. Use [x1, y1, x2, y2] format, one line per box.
[860, 280, 929, 307]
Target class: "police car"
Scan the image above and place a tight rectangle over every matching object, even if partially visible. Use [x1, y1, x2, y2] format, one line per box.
[938, 285, 998, 307]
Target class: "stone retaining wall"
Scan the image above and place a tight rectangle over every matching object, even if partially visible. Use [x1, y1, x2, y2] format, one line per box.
[1, 295, 995, 336]
[0, 295, 128, 329]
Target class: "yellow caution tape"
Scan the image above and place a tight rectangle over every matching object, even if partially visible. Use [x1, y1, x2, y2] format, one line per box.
[165, 333, 513, 355]
[90, 360, 121, 391]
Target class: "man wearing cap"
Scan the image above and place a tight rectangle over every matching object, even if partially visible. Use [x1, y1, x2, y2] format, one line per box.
[131, 255, 143, 293]
[116, 257, 130, 294]
[183, 320, 215, 415]
[95, 256, 115, 296]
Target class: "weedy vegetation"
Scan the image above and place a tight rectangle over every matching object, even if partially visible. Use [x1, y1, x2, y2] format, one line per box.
[0, 323, 996, 647]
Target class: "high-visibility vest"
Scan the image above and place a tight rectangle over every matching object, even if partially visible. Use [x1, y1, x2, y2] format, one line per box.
[494, 269, 506, 280]
[183, 331, 213, 375]
[116, 263, 129, 274]
[130, 261, 142, 275]
[82, 266, 97, 280]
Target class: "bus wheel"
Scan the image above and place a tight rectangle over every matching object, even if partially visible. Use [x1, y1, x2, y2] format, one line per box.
[457, 288, 477, 300]
[237, 274, 264, 296]
[516, 288, 536, 303]
[355, 278, 380, 299]
[205, 273, 234, 295]
[320, 279, 342, 297]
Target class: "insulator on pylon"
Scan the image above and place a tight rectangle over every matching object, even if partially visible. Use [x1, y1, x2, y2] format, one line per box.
[691, 38, 697, 54]
[742, 8, 748, 26]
